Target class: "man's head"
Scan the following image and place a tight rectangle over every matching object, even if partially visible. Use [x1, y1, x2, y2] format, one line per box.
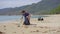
[21, 10, 26, 14]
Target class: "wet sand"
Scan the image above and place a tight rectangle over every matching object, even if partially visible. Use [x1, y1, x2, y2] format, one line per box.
[0, 14, 60, 34]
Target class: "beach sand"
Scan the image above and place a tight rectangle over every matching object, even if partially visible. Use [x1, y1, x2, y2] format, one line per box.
[0, 14, 60, 34]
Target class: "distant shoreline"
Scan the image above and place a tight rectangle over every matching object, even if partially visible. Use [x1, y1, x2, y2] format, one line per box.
[0, 14, 60, 16]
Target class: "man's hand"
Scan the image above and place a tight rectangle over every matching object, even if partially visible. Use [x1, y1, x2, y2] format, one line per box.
[26, 14, 31, 21]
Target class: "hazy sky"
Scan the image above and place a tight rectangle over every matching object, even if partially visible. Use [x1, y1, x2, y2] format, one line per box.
[0, 0, 41, 9]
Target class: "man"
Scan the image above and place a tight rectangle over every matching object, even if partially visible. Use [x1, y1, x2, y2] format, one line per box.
[21, 10, 31, 25]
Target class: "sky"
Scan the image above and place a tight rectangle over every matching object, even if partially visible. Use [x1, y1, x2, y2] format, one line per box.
[0, 0, 42, 9]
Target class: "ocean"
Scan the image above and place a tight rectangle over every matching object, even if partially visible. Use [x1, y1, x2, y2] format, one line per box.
[0, 15, 47, 22]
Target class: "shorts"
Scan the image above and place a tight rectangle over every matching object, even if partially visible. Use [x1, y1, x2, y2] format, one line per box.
[23, 19, 30, 25]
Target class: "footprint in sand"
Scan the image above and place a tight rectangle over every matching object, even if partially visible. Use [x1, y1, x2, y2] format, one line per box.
[3, 25, 6, 27]
[36, 30, 40, 32]
[0, 25, 1, 27]
[57, 30, 60, 32]
[50, 29, 56, 31]
[23, 26, 29, 28]
[42, 31, 48, 33]
[3, 25, 6, 30]
[4, 29, 6, 30]
[39, 26, 44, 28]
[13, 32, 16, 33]
[30, 31, 35, 33]
[31, 30, 40, 33]
[44, 26, 49, 29]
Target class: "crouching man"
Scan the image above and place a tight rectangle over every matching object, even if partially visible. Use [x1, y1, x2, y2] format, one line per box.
[21, 10, 31, 25]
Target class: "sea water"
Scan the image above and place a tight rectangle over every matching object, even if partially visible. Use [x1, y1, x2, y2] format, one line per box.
[0, 15, 47, 23]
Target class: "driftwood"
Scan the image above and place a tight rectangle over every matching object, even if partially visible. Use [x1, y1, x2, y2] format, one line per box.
[0, 31, 5, 34]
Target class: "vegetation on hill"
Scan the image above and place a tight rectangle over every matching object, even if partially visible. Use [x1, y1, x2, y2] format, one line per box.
[50, 5, 60, 14]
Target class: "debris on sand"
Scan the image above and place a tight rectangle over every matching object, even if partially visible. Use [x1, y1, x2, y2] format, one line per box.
[38, 17, 44, 21]
[0, 31, 5, 34]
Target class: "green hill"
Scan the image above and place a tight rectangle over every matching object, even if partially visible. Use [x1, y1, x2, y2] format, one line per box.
[0, 0, 60, 15]
[50, 5, 60, 14]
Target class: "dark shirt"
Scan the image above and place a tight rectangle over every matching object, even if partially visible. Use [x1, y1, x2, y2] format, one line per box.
[23, 12, 29, 21]
[23, 13, 29, 18]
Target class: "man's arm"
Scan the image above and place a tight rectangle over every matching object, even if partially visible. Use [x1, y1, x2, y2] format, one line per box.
[26, 14, 31, 21]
